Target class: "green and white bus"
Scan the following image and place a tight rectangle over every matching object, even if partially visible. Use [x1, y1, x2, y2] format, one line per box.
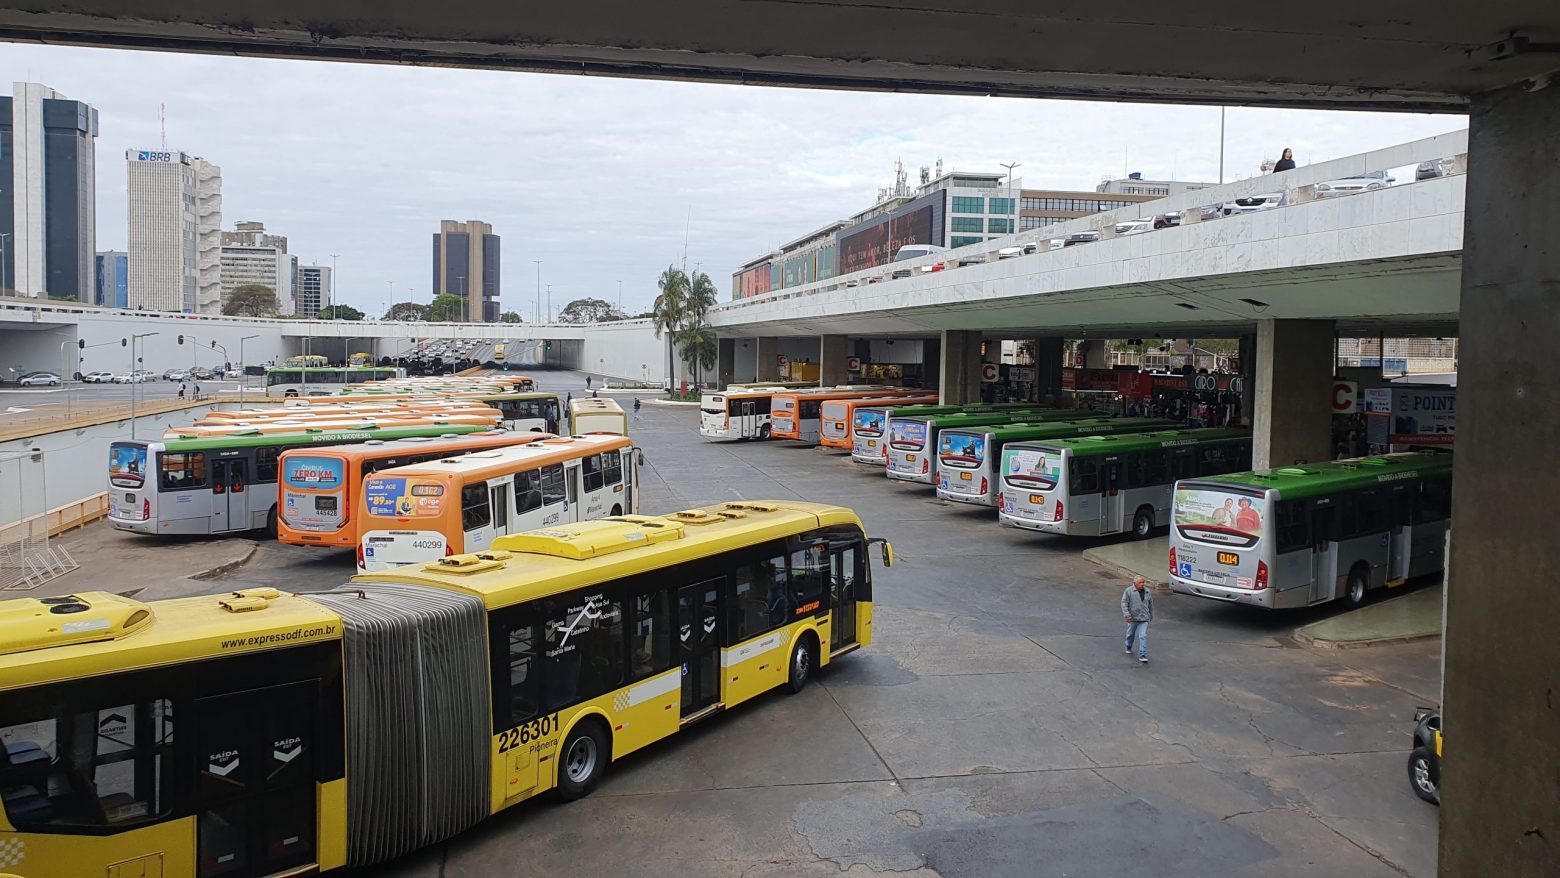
[851, 403, 1047, 464]
[108, 423, 492, 536]
[998, 428, 1252, 538]
[936, 418, 1179, 507]
[1168, 452, 1453, 609]
[885, 409, 1089, 484]
[266, 365, 406, 397]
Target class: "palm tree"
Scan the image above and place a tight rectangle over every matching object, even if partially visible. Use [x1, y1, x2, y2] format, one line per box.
[685, 270, 718, 325]
[652, 266, 689, 394]
[678, 325, 719, 390]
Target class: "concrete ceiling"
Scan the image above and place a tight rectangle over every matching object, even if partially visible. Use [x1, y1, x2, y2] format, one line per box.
[2, 2, 1558, 110]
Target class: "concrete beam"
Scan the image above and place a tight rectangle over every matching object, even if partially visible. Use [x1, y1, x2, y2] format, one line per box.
[819, 335, 849, 387]
[1252, 319, 1334, 469]
[1440, 80, 1560, 877]
[939, 330, 982, 406]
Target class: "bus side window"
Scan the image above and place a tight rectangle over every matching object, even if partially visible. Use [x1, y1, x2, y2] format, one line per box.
[1069, 458, 1100, 495]
[255, 446, 281, 482]
[539, 464, 566, 506]
[788, 544, 828, 617]
[730, 557, 787, 642]
[159, 452, 207, 491]
[1167, 448, 1195, 482]
[461, 483, 491, 531]
[514, 469, 543, 514]
[629, 589, 671, 680]
[603, 451, 622, 486]
[582, 455, 604, 492]
[1415, 478, 1452, 524]
[1274, 500, 1310, 554]
[541, 590, 624, 711]
[488, 607, 539, 728]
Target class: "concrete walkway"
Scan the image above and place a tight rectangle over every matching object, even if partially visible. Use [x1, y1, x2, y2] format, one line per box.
[20, 519, 257, 601]
[1296, 582, 1443, 648]
[1083, 535, 1172, 590]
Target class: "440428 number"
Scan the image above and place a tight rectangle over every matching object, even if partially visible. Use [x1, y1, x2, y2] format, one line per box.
[498, 714, 559, 753]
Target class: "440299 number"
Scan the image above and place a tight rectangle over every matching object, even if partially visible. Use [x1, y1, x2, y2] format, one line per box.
[498, 714, 558, 753]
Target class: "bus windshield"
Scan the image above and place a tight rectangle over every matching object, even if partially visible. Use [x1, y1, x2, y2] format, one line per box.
[1173, 486, 1266, 548]
[889, 419, 928, 450]
[1003, 447, 1061, 490]
[937, 432, 985, 468]
[855, 409, 887, 436]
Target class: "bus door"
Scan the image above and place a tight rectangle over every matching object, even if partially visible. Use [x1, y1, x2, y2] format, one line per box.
[210, 457, 247, 534]
[829, 543, 860, 654]
[489, 477, 513, 541]
[192, 681, 318, 878]
[678, 578, 723, 718]
[1309, 505, 1340, 604]
[621, 448, 635, 513]
[1098, 460, 1124, 533]
[565, 462, 581, 521]
[738, 400, 757, 438]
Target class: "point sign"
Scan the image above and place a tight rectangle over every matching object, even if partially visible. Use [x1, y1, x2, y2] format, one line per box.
[980, 363, 999, 383]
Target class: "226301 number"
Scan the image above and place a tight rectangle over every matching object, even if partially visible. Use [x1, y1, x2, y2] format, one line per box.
[498, 714, 558, 753]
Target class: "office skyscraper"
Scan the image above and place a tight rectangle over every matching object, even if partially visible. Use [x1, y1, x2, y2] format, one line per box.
[220, 221, 295, 315]
[296, 265, 333, 318]
[126, 148, 222, 312]
[0, 82, 98, 299]
[431, 219, 499, 321]
[95, 250, 128, 308]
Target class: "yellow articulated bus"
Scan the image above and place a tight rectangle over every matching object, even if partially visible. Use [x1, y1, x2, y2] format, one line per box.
[0, 501, 891, 878]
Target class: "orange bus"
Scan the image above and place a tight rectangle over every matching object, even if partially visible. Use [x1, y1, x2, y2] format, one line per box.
[198, 399, 502, 422]
[818, 393, 940, 450]
[770, 388, 923, 443]
[276, 429, 547, 549]
[164, 412, 501, 439]
[356, 433, 638, 573]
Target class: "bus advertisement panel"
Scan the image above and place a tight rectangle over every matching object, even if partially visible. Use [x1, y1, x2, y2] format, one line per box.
[109, 444, 148, 488]
[281, 455, 348, 532]
[1173, 488, 1266, 546]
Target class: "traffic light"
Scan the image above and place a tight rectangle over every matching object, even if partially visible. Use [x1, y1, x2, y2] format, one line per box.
[77, 339, 85, 349]
[545, 341, 553, 352]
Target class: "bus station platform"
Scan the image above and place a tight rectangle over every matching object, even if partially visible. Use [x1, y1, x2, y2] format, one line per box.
[21, 520, 258, 601]
[1295, 583, 1443, 648]
[1082, 535, 1172, 591]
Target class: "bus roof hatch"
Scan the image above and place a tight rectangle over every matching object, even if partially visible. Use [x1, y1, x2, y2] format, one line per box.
[0, 592, 154, 656]
[493, 516, 687, 560]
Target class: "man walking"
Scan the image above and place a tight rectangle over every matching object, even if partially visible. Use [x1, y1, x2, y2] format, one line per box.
[1121, 575, 1153, 663]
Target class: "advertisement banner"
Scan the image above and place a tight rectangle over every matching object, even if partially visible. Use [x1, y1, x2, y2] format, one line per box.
[1389, 388, 1455, 445]
[1174, 488, 1266, 543]
[938, 431, 986, 467]
[855, 409, 887, 435]
[1003, 448, 1060, 489]
[837, 193, 942, 274]
[282, 456, 345, 491]
[889, 419, 929, 448]
[109, 444, 147, 487]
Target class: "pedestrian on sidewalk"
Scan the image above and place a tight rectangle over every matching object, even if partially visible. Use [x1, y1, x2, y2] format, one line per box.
[633, 397, 642, 418]
[586, 375, 592, 389]
[177, 382, 186, 400]
[1121, 575, 1153, 663]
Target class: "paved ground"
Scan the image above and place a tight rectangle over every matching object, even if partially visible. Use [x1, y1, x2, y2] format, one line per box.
[61, 372, 1441, 876]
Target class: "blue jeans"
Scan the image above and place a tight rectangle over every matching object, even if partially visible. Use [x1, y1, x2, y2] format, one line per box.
[1125, 621, 1149, 659]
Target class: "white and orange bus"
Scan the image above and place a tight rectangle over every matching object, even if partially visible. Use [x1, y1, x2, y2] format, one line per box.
[164, 411, 502, 439]
[818, 394, 940, 451]
[356, 434, 639, 572]
[276, 430, 551, 550]
[770, 388, 921, 443]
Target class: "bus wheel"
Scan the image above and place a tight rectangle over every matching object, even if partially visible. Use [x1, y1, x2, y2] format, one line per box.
[759, 424, 771, 440]
[1132, 507, 1155, 540]
[1344, 566, 1369, 608]
[610, 505, 622, 517]
[557, 719, 609, 801]
[264, 506, 278, 538]
[786, 633, 817, 694]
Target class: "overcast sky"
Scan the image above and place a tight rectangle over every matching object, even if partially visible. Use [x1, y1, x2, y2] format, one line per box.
[5, 44, 1467, 317]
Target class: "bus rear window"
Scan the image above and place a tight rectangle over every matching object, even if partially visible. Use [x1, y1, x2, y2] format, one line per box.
[889, 420, 928, 450]
[1173, 486, 1266, 548]
[855, 410, 886, 436]
[110, 443, 148, 487]
[937, 432, 985, 468]
[1003, 448, 1060, 489]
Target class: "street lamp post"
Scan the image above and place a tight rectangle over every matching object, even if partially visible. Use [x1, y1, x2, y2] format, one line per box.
[617, 280, 623, 314]
[1000, 162, 1021, 236]
[129, 332, 159, 438]
[532, 260, 543, 325]
[239, 334, 259, 405]
[1, 232, 11, 295]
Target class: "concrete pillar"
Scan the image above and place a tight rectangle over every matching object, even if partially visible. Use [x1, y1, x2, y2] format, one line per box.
[819, 335, 849, 386]
[1440, 81, 1560, 877]
[716, 337, 736, 389]
[1081, 339, 1109, 368]
[939, 330, 981, 405]
[1238, 333, 1256, 427]
[1031, 338, 1064, 404]
[1251, 319, 1333, 469]
[754, 336, 779, 382]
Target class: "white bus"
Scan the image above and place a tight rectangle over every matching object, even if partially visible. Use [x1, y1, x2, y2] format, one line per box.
[935, 418, 1178, 507]
[699, 386, 792, 440]
[356, 433, 640, 572]
[998, 428, 1252, 538]
[266, 365, 405, 397]
[1168, 452, 1452, 609]
[569, 396, 629, 436]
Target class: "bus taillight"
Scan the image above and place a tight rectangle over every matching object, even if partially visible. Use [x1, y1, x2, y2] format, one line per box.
[355, 541, 365, 567]
[1053, 499, 1064, 522]
[445, 543, 455, 557]
[979, 477, 988, 495]
[921, 458, 929, 474]
[142, 498, 151, 521]
[1168, 546, 1177, 574]
[1255, 560, 1269, 591]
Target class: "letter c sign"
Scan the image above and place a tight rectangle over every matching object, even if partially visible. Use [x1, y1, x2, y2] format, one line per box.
[1332, 380, 1358, 414]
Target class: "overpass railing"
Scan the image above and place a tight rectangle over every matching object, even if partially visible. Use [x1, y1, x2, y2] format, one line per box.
[714, 129, 1469, 318]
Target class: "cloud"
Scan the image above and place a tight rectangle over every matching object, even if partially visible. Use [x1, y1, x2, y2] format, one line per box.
[2, 44, 1466, 317]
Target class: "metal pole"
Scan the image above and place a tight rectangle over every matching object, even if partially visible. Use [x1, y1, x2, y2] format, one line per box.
[1218, 107, 1226, 185]
[617, 280, 623, 313]
[533, 260, 542, 324]
[129, 332, 158, 438]
[546, 284, 552, 324]
[1, 233, 9, 295]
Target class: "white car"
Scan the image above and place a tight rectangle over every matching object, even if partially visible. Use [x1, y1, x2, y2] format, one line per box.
[1315, 170, 1393, 198]
[18, 372, 61, 387]
[82, 371, 116, 383]
[1224, 193, 1287, 215]
[1113, 219, 1155, 235]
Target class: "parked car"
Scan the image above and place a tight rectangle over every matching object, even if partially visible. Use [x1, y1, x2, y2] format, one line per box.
[1408, 707, 1441, 805]
[957, 254, 987, 266]
[113, 371, 155, 384]
[82, 371, 116, 383]
[162, 369, 189, 381]
[18, 371, 61, 387]
[1225, 192, 1287, 214]
[1063, 231, 1101, 246]
[1315, 169, 1393, 198]
[1113, 218, 1155, 235]
[1153, 212, 1182, 229]
[187, 366, 215, 380]
[996, 246, 1024, 260]
[1416, 160, 1447, 181]
[891, 243, 949, 262]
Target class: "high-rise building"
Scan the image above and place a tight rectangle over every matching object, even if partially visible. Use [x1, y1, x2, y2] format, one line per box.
[296, 265, 333, 318]
[94, 250, 127, 308]
[0, 82, 98, 299]
[1095, 172, 1216, 197]
[432, 219, 500, 321]
[125, 149, 223, 312]
[220, 221, 295, 315]
[1018, 188, 1162, 231]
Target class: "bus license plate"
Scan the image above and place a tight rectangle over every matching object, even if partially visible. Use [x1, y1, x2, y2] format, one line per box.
[960, 472, 972, 481]
[1217, 551, 1239, 566]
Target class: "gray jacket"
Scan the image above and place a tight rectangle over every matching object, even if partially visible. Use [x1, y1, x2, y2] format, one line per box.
[1121, 585, 1153, 622]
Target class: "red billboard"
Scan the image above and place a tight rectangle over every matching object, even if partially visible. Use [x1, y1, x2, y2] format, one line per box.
[735, 263, 772, 299]
[838, 194, 942, 274]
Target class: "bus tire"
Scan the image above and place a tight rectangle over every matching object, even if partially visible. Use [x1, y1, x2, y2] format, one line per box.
[1344, 565, 1370, 609]
[1132, 507, 1155, 540]
[264, 506, 278, 538]
[557, 718, 609, 801]
[759, 424, 771, 440]
[786, 632, 817, 694]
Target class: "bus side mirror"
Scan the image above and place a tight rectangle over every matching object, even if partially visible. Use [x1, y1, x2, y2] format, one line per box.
[867, 537, 894, 568]
[637, 449, 646, 467]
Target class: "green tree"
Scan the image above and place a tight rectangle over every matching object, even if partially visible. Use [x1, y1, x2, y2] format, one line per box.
[500, 310, 524, 324]
[317, 304, 364, 320]
[558, 297, 627, 324]
[678, 325, 719, 389]
[685, 271, 718, 325]
[224, 283, 279, 316]
[652, 266, 689, 392]
[426, 293, 465, 322]
[384, 301, 428, 321]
